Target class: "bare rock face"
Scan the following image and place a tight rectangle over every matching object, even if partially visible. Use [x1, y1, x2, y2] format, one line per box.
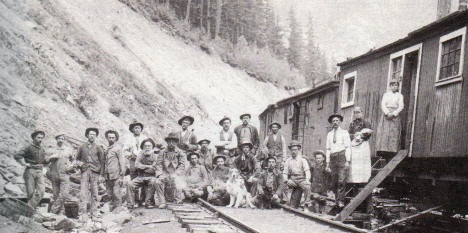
[4, 182, 24, 196]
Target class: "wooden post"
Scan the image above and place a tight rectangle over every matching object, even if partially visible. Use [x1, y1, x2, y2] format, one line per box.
[335, 150, 408, 221]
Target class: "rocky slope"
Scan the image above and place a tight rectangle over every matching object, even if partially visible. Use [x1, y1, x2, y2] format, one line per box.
[0, 0, 289, 197]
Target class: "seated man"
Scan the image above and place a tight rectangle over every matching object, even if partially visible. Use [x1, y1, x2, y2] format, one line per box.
[127, 138, 158, 209]
[207, 155, 230, 206]
[198, 139, 214, 171]
[282, 140, 312, 209]
[233, 142, 256, 194]
[183, 152, 210, 201]
[255, 157, 285, 209]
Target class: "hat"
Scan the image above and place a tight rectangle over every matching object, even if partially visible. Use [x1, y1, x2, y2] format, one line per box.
[269, 122, 281, 129]
[178, 115, 194, 125]
[239, 113, 251, 119]
[187, 151, 200, 161]
[55, 133, 66, 140]
[85, 127, 99, 137]
[266, 156, 277, 162]
[129, 121, 144, 132]
[164, 132, 179, 142]
[288, 140, 302, 149]
[31, 130, 45, 139]
[213, 154, 227, 164]
[328, 114, 344, 123]
[313, 150, 325, 156]
[198, 139, 211, 145]
[218, 116, 231, 126]
[239, 142, 253, 149]
[140, 138, 156, 150]
[389, 78, 400, 85]
[105, 130, 119, 141]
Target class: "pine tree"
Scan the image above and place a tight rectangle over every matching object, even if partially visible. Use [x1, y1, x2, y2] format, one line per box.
[287, 7, 303, 70]
[303, 14, 320, 86]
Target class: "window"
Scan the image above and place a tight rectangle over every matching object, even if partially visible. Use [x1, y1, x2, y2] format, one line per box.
[436, 27, 466, 86]
[317, 95, 324, 110]
[391, 56, 403, 80]
[341, 71, 356, 108]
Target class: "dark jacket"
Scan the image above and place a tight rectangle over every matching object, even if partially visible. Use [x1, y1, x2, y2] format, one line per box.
[234, 124, 260, 150]
[76, 142, 105, 174]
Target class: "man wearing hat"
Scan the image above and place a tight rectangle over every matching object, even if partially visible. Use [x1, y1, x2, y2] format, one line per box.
[15, 130, 47, 209]
[255, 156, 285, 209]
[310, 150, 328, 213]
[154, 132, 186, 209]
[207, 154, 230, 206]
[183, 152, 210, 201]
[176, 115, 198, 153]
[75, 127, 105, 221]
[128, 138, 158, 209]
[214, 116, 238, 158]
[282, 140, 312, 209]
[325, 114, 351, 208]
[233, 141, 257, 194]
[234, 113, 260, 154]
[46, 133, 74, 214]
[261, 122, 287, 170]
[104, 130, 125, 211]
[198, 139, 215, 171]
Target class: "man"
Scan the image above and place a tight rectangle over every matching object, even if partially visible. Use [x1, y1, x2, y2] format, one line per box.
[123, 121, 147, 205]
[15, 130, 47, 209]
[207, 155, 230, 206]
[214, 116, 237, 158]
[183, 152, 210, 201]
[326, 114, 351, 207]
[154, 132, 186, 209]
[348, 106, 372, 140]
[75, 127, 105, 221]
[104, 130, 125, 212]
[128, 138, 158, 209]
[47, 133, 74, 214]
[282, 140, 311, 209]
[198, 139, 215, 171]
[310, 150, 328, 214]
[261, 122, 287, 170]
[177, 115, 198, 153]
[234, 113, 260, 154]
[255, 157, 285, 209]
[233, 142, 256, 193]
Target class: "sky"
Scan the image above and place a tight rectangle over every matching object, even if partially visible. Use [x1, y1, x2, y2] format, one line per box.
[271, 0, 437, 65]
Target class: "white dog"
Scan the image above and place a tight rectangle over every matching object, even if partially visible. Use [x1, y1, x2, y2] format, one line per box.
[225, 168, 256, 208]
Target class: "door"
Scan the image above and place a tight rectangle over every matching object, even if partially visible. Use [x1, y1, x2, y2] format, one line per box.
[292, 102, 300, 140]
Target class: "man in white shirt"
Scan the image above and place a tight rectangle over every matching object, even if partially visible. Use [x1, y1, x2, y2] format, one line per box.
[214, 116, 237, 159]
[282, 140, 311, 209]
[325, 114, 351, 207]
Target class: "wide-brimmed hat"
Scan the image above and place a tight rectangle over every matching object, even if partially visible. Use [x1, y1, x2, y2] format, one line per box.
[288, 140, 302, 149]
[187, 151, 200, 161]
[164, 132, 179, 142]
[129, 121, 144, 132]
[55, 133, 66, 140]
[212, 154, 227, 164]
[269, 122, 281, 129]
[178, 115, 194, 125]
[265, 156, 277, 162]
[239, 113, 251, 119]
[218, 116, 231, 126]
[85, 127, 99, 137]
[198, 139, 211, 145]
[389, 78, 400, 85]
[140, 138, 156, 150]
[31, 130, 45, 139]
[313, 150, 325, 157]
[105, 130, 119, 141]
[328, 114, 344, 123]
[239, 142, 253, 149]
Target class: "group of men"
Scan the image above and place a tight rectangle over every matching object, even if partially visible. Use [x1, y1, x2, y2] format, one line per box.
[15, 107, 370, 221]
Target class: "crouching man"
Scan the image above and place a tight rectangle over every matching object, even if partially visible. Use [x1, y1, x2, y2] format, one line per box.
[183, 152, 210, 201]
[154, 132, 185, 209]
[207, 155, 230, 206]
[128, 138, 158, 209]
[255, 156, 286, 209]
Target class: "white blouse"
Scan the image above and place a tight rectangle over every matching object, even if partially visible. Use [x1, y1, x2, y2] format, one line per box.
[381, 92, 404, 115]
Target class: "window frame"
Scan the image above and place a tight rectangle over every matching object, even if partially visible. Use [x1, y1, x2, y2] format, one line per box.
[341, 71, 357, 109]
[317, 95, 324, 110]
[435, 26, 466, 87]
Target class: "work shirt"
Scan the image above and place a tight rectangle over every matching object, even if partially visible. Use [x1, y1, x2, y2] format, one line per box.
[258, 169, 283, 193]
[326, 127, 351, 163]
[156, 148, 185, 177]
[214, 129, 238, 151]
[135, 151, 158, 176]
[311, 161, 327, 194]
[263, 133, 287, 157]
[177, 130, 198, 152]
[233, 153, 256, 178]
[381, 91, 404, 115]
[15, 144, 47, 166]
[199, 148, 214, 171]
[185, 164, 209, 187]
[123, 133, 147, 160]
[234, 124, 260, 150]
[348, 118, 372, 140]
[104, 143, 125, 180]
[47, 145, 73, 179]
[76, 142, 105, 174]
[283, 155, 311, 181]
[211, 165, 230, 183]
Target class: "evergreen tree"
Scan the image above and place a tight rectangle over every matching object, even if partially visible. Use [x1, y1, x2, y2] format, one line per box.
[287, 7, 303, 70]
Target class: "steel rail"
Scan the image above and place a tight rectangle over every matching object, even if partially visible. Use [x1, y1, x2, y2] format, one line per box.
[197, 198, 261, 233]
[279, 204, 371, 233]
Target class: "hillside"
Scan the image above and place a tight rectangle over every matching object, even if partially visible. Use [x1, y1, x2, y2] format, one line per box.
[0, 0, 289, 197]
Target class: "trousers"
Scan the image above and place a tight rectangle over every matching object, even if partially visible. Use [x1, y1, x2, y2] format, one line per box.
[79, 169, 100, 215]
[330, 151, 347, 204]
[24, 167, 45, 209]
[128, 177, 156, 206]
[49, 176, 70, 214]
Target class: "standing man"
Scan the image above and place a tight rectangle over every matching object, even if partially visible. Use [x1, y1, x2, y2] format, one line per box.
[207, 155, 230, 206]
[15, 130, 47, 209]
[154, 132, 186, 209]
[234, 113, 260, 154]
[104, 130, 125, 212]
[47, 133, 74, 214]
[348, 106, 372, 140]
[75, 127, 105, 221]
[198, 139, 215, 171]
[325, 114, 351, 208]
[282, 140, 312, 209]
[177, 115, 198, 153]
[214, 116, 237, 158]
[233, 142, 256, 193]
[261, 122, 287, 170]
[183, 152, 210, 201]
[123, 121, 146, 206]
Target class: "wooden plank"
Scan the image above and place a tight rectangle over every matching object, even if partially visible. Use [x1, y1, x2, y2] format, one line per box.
[373, 205, 443, 231]
[335, 150, 408, 221]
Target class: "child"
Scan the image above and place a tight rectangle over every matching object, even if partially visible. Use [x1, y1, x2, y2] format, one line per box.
[310, 150, 329, 213]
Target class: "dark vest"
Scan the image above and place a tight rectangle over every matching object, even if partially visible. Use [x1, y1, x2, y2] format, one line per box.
[266, 133, 283, 156]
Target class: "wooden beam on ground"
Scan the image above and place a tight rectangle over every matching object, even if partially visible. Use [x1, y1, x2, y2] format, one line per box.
[373, 205, 444, 231]
[335, 150, 408, 221]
